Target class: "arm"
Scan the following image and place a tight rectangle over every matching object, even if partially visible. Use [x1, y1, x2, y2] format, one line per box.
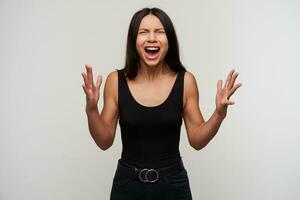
[86, 108, 111, 150]
[185, 109, 225, 151]
[183, 70, 241, 150]
[82, 65, 119, 151]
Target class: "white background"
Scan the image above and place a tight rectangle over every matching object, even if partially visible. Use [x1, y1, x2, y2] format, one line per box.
[1, 0, 299, 199]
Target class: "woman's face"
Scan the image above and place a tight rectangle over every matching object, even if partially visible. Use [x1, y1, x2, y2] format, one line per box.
[136, 14, 169, 68]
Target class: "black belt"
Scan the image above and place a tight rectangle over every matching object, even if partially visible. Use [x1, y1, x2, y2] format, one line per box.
[116, 158, 185, 183]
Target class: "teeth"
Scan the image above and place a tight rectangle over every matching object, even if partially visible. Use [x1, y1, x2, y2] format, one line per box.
[145, 47, 160, 51]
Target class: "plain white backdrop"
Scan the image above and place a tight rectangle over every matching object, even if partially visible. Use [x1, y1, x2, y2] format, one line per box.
[1, 0, 299, 199]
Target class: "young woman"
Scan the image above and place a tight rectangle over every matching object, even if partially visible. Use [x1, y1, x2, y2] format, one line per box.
[81, 7, 241, 200]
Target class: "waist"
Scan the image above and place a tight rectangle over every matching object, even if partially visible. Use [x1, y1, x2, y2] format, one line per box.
[115, 157, 186, 183]
[120, 152, 182, 168]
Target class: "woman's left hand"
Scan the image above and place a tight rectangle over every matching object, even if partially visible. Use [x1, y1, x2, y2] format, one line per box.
[215, 69, 242, 119]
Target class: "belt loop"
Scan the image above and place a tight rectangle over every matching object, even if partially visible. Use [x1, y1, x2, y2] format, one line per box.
[134, 167, 138, 177]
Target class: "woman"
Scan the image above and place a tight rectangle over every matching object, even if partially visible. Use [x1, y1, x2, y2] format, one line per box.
[81, 7, 241, 200]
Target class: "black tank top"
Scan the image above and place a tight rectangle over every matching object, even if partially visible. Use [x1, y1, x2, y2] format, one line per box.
[117, 68, 186, 168]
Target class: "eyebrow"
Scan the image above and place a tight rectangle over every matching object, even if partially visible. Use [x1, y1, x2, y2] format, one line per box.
[138, 28, 165, 31]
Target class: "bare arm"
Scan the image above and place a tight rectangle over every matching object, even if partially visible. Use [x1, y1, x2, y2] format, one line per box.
[85, 108, 111, 150]
[185, 108, 225, 150]
[183, 70, 241, 150]
[82, 64, 119, 151]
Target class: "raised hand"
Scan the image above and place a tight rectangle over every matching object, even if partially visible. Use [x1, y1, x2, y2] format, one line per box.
[81, 64, 102, 111]
[215, 69, 242, 118]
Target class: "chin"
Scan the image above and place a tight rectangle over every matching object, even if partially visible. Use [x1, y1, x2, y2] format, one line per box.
[143, 60, 164, 67]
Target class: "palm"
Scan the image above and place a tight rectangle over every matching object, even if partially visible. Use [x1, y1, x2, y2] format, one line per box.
[215, 69, 242, 118]
[86, 84, 99, 103]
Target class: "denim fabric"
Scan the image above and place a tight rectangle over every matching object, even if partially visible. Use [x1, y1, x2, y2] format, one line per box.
[109, 160, 193, 200]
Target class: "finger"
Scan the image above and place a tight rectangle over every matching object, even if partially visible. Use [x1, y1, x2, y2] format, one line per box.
[228, 101, 235, 105]
[217, 80, 222, 94]
[82, 84, 87, 94]
[228, 83, 242, 98]
[228, 71, 239, 89]
[81, 72, 89, 86]
[226, 99, 235, 105]
[85, 64, 94, 85]
[96, 75, 102, 90]
[82, 72, 93, 89]
[225, 69, 235, 88]
[82, 84, 92, 96]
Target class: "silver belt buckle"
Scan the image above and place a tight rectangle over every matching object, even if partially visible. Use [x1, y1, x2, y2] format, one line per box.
[138, 168, 159, 183]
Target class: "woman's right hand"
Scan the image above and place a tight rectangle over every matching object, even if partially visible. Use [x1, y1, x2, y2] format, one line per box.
[81, 64, 102, 112]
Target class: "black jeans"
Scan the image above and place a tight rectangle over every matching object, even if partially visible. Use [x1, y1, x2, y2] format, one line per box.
[110, 158, 193, 200]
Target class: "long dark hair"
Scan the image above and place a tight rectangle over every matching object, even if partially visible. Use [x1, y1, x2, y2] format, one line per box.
[123, 7, 186, 79]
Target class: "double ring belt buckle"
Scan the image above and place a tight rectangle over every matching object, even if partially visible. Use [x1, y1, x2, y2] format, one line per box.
[138, 168, 159, 183]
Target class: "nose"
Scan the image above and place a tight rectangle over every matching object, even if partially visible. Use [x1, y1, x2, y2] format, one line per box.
[147, 31, 156, 42]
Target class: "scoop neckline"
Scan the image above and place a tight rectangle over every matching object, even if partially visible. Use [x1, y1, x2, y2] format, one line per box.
[123, 70, 181, 109]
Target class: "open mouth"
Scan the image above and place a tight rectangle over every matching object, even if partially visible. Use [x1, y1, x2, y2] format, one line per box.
[144, 46, 160, 59]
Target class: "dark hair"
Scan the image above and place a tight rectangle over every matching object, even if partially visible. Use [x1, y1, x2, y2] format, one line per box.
[123, 7, 186, 79]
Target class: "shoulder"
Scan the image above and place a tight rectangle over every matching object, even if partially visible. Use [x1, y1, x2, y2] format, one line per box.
[103, 69, 119, 104]
[183, 70, 198, 91]
[107, 69, 119, 81]
[105, 69, 119, 87]
[183, 70, 199, 107]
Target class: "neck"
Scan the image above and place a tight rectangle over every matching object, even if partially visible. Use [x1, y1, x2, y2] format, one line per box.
[138, 60, 169, 81]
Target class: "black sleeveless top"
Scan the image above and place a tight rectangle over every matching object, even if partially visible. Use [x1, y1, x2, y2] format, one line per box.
[117, 68, 186, 168]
